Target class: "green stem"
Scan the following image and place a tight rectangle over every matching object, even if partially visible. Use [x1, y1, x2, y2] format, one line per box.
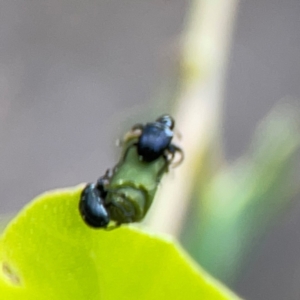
[146, 0, 239, 236]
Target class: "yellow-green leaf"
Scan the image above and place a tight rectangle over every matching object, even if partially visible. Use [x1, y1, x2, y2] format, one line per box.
[0, 185, 239, 300]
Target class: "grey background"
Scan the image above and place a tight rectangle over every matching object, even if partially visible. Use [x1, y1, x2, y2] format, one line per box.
[1, 0, 300, 299]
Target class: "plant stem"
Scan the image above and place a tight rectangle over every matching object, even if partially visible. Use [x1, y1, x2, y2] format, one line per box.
[146, 0, 239, 236]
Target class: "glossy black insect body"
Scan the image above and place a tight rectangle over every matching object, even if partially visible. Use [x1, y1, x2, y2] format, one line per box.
[127, 114, 183, 165]
[79, 183, 110, 228]
[137, 124, 172, 162]
[79, 114, 183, 229]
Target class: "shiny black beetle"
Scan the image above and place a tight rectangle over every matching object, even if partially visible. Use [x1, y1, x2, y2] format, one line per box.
[79, 114, 183, 229]
[79, 176, 110, 228]
[125, 114, 183, 164]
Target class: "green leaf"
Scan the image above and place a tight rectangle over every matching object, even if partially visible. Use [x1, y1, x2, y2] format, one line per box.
[0, 214, 14, 234]
[0, 185, 239, 300]
[182, 105, 300, 283]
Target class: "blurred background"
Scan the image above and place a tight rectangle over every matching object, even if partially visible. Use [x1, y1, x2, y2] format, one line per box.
[1, 0, 300, 299]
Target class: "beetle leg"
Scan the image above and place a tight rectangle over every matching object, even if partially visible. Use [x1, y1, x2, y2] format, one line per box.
[122, 124, 143, 144]
[156, 151, 173, 178]
[116, 124, 143, 148]
[122, 130, 141, 144]
[131, 123, 144, 131]
[166, 144, 184, 167]
[95, 169, 111, 198]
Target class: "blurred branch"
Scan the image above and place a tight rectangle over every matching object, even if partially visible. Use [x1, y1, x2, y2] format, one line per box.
[146, 0, 239, 236]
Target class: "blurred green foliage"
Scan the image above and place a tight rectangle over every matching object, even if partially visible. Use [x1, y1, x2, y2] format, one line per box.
[181, 105, 300, 284]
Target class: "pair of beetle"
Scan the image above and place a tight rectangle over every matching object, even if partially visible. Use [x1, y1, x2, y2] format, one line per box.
[79, 115, 183, 229]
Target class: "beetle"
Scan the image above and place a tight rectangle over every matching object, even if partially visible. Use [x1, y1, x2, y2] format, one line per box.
[124, 114, 183, 164]
[79, 114, 183, 229]
[79, 174, 110, 228]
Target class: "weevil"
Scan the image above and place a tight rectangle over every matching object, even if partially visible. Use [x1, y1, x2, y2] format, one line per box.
[124, 114, 183, 164]
[79, 115, 183, 229]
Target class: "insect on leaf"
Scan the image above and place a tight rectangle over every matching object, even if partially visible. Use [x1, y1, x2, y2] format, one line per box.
[0, 185, 240, 300]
